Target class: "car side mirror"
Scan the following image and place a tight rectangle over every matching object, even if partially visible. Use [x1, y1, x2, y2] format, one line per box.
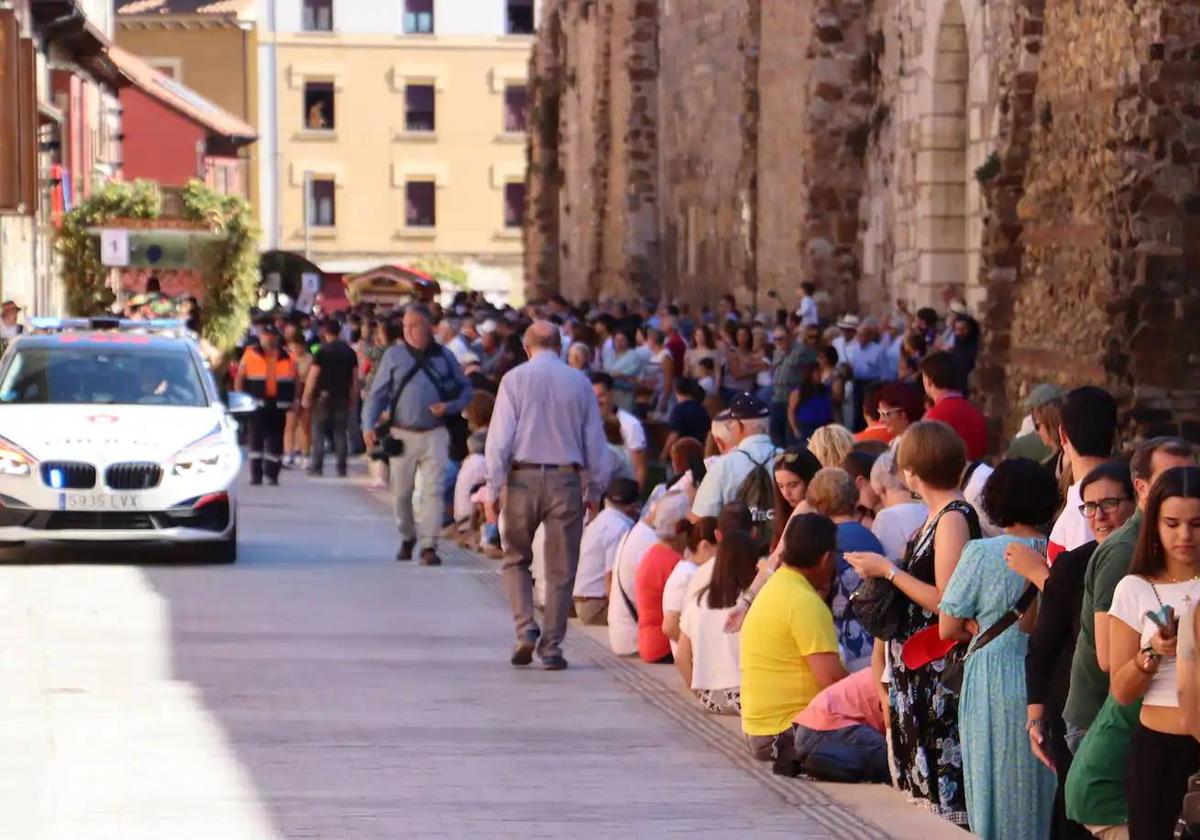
[224, 391, 257, 416]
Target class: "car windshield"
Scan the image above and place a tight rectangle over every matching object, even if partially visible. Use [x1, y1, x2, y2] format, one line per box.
[0, 345, 208, 407]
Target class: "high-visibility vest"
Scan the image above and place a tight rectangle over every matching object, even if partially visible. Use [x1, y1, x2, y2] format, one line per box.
[242, 347, 297, 408]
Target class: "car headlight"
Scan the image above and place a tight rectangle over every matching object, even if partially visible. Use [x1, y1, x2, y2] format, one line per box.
[0, 435, 35, 477]
[168, 434, 237, 477]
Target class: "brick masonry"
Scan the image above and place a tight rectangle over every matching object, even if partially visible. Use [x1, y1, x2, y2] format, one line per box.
[525, 0, 1200, 434]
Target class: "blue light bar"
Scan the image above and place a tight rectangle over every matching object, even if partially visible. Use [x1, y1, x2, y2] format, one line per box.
[29, 317, 187, 334]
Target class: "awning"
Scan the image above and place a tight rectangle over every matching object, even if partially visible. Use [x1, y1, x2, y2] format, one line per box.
[344, 265, 440, 305]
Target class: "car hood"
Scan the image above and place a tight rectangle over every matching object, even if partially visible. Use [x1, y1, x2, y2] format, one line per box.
[0, 404, 228, 464]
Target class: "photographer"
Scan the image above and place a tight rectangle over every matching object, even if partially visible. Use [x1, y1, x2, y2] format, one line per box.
[363, 304, 473, 567]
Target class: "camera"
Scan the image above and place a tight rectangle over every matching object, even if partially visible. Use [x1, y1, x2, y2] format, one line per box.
[369, 422, 404, 461]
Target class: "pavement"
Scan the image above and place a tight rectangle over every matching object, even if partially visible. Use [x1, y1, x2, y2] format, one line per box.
[0, 465, 972, 840]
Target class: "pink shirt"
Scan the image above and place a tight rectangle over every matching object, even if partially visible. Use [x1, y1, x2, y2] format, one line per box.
[794, 669, 885, 733]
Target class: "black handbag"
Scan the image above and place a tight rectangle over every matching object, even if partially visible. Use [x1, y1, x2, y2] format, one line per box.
[849, 577, 905, 641]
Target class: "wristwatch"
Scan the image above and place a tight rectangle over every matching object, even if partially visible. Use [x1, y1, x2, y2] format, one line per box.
[885, 566, 898, 583]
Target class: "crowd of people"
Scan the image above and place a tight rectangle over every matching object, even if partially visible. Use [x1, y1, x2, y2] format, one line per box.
[233, 286, 1200, 839]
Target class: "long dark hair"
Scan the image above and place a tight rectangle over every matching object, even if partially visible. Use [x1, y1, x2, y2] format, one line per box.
[687, 517, 718, 553]
[700, 531, 761, 610]
[772, 448, 822, 549]
[1130, 466, 1200, 577]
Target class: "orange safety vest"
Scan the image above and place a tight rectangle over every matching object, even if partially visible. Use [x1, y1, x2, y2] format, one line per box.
[242, 347, 297, 408]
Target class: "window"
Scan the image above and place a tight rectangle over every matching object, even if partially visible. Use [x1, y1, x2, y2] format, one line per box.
[504, 182, 526, 229]
[308, 177, 335, 227]
[303, 82, 335, 130]
[503, 84, 528, 133]
[302, 0, 333, 32]
[405, 84, 435, 132]
[406, 181, 436, 228]
[506, 0, 534, 35]
[404, 0, 433, 34]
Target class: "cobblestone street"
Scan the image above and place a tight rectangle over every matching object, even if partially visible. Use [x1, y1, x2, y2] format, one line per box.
[0, 471, 966, 839]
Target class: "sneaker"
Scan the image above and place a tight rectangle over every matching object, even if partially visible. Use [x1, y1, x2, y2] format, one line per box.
[267, 475, 279, 487]
[419, 548, 442, 567]
[540, 654, 568, 671]
[511, 633, 538, 667]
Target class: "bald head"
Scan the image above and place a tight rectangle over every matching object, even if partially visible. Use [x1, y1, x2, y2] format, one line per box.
[524, 320, 560, 354]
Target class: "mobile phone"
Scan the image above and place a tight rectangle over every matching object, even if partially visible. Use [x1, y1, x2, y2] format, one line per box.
[1146, 605, 1178, 638]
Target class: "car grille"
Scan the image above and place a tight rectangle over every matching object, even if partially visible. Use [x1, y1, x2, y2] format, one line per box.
[43, 512, 157, 531]
[40, 462, 97, 490]
[106, 462, 163, 491]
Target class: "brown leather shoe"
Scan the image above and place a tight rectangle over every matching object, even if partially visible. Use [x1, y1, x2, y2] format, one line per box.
[419, 548, 442, 566]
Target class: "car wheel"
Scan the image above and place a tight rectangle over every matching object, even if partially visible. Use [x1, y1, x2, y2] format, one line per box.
[209, 525, 237, 564]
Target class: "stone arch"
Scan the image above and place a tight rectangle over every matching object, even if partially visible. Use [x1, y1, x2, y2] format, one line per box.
[916, 0, 970, 308]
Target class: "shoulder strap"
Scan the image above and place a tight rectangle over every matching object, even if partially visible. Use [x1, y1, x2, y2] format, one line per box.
[960, 460, 983, 490]
[737, 449, 771, 470]
[968, 583, 1038, 656]
[388, 348, 429, 418]
[612, 528, 639, 623]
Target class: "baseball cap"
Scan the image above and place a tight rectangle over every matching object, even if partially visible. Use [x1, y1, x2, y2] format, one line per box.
[716, 392, 771, 422]
[478, 319, 498, 335]
[606, 477, 640, 507]
[1024, 383, 1064, 411]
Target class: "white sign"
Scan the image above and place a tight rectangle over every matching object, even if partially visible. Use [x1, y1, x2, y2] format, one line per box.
[296, 272, 322, 313]
[100, 230, 130, 267]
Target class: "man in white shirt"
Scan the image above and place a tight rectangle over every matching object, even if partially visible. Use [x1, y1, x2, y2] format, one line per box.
[831, 314, 860, 365]
[795, 283, 819, 328]
[573, 478, 640, 626]
[436, 317, 474, 365]
[691, 394, 779, 528]
[591, 372, 649, 490]
[1048, 387, 1117, 563]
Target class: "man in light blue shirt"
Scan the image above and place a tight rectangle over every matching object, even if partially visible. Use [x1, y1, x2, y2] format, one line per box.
[691, 393, 779, 526]
[485, 321, 612, 671]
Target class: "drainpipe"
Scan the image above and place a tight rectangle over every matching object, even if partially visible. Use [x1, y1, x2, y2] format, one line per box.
[271, 0, 282, 252]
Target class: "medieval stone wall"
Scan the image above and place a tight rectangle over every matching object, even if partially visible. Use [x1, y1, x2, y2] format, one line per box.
[525, 0, 1200, 433]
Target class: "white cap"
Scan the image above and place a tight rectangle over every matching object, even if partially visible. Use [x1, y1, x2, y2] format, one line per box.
[478, 319, 498, 335]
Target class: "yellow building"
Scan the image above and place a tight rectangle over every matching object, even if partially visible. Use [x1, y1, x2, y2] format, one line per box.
[258, 1, 537, 303]
[114, 0, 260, 212]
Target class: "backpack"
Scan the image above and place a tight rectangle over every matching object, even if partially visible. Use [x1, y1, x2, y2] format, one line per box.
[734, 450, 777, 542]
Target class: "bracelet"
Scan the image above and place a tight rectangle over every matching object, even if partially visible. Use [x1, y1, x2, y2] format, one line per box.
[1135, 652, 1160, 675]
[1026, 718, 1043, 733]
[737, 594, 753, 609]
[885, 566, 898, 583]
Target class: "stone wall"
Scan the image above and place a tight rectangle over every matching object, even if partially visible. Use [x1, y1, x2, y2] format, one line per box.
[527, 0, 1200, 433]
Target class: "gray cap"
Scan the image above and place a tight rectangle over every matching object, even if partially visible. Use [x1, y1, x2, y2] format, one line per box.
[1025, 383, 1064, 410]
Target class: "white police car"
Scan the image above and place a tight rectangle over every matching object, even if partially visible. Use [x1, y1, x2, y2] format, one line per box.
[0, 318, 252, 562]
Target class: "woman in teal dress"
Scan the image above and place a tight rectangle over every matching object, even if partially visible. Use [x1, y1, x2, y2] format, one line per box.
[939, 459, 1060, 840]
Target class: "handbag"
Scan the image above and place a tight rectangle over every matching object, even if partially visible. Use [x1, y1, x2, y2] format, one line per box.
[851, 500, 983, 644]
[905, 581, 1039, 693]
[848, 577, 905, 641]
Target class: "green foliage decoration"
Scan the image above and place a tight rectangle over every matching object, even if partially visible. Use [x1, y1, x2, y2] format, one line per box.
[57, 178, 260, 353]
[412, 255, 469, 290]
[58, 179, 161, 316]
[179, 180, 261, 353]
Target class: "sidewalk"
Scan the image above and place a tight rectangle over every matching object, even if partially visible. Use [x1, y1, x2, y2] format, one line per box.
[361, 475, 974, 840]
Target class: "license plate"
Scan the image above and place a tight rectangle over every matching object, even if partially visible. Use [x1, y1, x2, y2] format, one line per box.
[58, 492, 142, 511]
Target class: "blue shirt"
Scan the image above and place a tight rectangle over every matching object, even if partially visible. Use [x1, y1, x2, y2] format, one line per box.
[833, 521, 883, 672]
[485, 351, 613, 498]
[843, 339, 886, 381]
[362, 342, 473, 432]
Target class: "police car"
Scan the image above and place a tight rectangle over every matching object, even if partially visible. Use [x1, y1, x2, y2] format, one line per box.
[0, 317, 252, 562]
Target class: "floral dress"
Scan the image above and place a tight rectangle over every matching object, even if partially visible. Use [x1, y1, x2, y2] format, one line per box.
[886, 500, 980, 826]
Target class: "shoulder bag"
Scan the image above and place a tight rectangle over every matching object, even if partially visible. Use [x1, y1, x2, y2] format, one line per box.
[913, 582, 1038, 694]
